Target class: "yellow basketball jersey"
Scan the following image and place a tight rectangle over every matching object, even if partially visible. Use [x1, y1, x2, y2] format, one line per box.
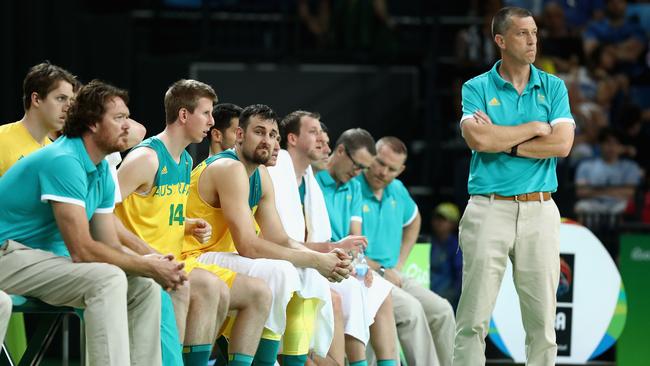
[183, 150, 261, 259]
[0, 121, 51, 176]
[115, 137, 191, 258]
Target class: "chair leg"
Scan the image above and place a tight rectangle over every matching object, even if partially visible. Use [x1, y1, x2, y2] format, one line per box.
[18, 314, 63, 366]
[1, 343, 16, 366]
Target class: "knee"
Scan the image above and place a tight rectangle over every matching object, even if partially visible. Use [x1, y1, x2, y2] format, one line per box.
[170, 280, 191, 308]
[190, 269, 229, 307]
[95, 263, 128, 294]
[248, 277, 272, 312]
[132, 277, 162, 305]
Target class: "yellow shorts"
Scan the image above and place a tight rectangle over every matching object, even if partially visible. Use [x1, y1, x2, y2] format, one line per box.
[183, 256, 237, 288]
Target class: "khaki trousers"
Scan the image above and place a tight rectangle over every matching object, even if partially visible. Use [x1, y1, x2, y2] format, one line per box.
[452, 195, 560, 366]
[0, 290, 10, 343]
[0, 240, 162, 366]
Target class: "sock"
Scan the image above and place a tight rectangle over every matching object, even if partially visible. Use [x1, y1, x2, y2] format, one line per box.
[377, 360, 397, 366]
[279, 354, 308, 366]
[228, 353, 254, 366]
[253, 338, 281, 366]
[350, 361, 368, 366]
[182, 344, 212, 366]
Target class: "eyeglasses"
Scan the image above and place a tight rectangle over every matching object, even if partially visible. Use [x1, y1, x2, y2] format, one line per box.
[344, 146, 369, 172]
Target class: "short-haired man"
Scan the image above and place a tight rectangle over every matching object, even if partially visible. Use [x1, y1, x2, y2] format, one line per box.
[209, 103, 242, 156]
[357, 136, 456, 366]
[183, 104, 357, 366]
[0, 80, 185, 365]
[311, 122, 331, 173]
[0, 62, 78, 175]
[116, 80, 272, 366]
[456, 6, 574, 365]
[275, 114, 398, 366]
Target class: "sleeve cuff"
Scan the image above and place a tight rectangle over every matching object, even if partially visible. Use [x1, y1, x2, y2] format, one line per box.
[351, 216, 363, 223]
[550, 118, 575, 126]
[95, 207, 115, 214]
[403, 207, 419, 227]
[41, 194, 85, 207]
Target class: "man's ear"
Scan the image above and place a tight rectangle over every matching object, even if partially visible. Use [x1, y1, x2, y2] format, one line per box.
[211, 128, 222, 143]
[494, 34, 506, 50]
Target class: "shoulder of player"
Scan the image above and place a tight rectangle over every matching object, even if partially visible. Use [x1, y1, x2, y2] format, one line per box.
[204, 157, 248, 185]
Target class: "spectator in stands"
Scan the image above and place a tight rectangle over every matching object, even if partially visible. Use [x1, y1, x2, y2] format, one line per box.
[618, 103, 650, 175]
[354, 136, 456, 366]
[209, 103, 242, 156]
[575, 127, 642, 217]
[0, 80, 181, 366]
[539, 2, 584, 74]
[429, 202, 463, 310]
[455, 0, 502, 74]
[182, 104, 354, 366]
[583, 0, 648, 80]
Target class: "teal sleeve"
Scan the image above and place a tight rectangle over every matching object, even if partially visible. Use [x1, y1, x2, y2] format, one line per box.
[38, 155, 87, 206]
[461, 81, 485, 119]
[549, 78, 574, 124]
[397, 182, 417, 226]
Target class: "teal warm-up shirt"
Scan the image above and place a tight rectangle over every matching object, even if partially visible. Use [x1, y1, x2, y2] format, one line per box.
[461, 60, 574, 196]
[315, 170, 363, 241]
[356, 174, 418, 268]
[0, 136, 115, 257]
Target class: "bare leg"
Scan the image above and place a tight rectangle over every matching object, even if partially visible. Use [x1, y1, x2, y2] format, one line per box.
[184, 269, 230, 345]
[311, 290, 345, 366]
[370, 295, 397, 361]
[228, 274, 272, 354]
[345, 335, 367, 363]
[169, 282, 190, 343]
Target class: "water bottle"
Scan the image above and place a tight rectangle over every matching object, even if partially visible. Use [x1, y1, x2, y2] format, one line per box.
[355, 250, 369, 279]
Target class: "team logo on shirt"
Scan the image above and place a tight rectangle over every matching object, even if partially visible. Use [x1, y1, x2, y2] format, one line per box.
[538, 94, 546, 102]
[391, 199, 397, 208]
[363, 204, 370, 213]
[161, 166, 168, 175]
[488, 97, 501, 106]
[346, 195, 352, 201]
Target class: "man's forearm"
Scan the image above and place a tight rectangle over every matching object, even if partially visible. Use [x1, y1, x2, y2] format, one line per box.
[115, 216, 157, 255]
[462, 120, 544, 152]
[516, 123, 573, 159]
[73, 239, 155, 278]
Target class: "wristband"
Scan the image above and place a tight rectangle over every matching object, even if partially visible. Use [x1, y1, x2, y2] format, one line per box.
[378, 266, 386, 277]
[509, 144, 518, 157]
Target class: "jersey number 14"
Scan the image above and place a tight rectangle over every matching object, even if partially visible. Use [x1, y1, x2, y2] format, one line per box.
[168, 203, 185, 226]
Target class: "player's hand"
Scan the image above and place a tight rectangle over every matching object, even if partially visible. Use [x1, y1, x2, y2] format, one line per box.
[384, 268, 402, 288]
[335, 235, 367, 256]
[187, 218, 212, 243]
[148, 258, 188, 291]
[144, 253, 175, 261]
[473, 110, 493, 125]
[318, 250, 351, 282]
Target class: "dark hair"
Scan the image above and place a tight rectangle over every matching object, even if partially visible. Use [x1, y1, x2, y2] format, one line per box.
[63, 80, 129, 137]
[211, 103, 242, 135]
[23, 62, 80, 110]
[239, 104, 278, 131]
[491, 7, 534, 38]
[279, 110, 321, 149]
[335, 128, 376, 155]
[320, 121, 329, 134]
[164, 79, 217, 124]
[598, 127, 622, 144]
[376, 136, 408, 157]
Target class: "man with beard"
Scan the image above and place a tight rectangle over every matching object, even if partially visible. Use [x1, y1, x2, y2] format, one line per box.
[0, 80, 182, 365]
[183, 104, 359, 366]
[209, 103, 242, 156]
[116, 80, 272, 366]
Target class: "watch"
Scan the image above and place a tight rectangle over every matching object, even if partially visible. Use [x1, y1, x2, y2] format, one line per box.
[509, 144, 519, 157]
[378, 266, 386, 277]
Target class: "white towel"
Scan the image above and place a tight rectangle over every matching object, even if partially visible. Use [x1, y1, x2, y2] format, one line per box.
[268, 150, 331, 242]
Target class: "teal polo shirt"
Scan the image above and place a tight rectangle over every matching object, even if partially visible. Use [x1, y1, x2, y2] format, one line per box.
[461, 60, 574, 196]
[315, 170, 363, 241]
[0, 136, 115, 257]
[356, 174, 418, 268]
